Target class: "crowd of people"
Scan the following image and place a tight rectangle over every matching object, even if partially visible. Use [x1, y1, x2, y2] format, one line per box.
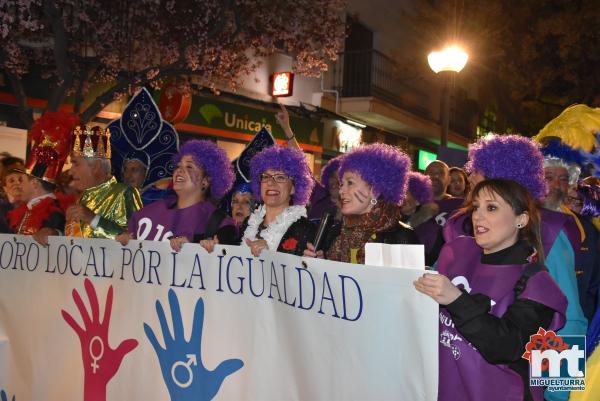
[2, 107, 600, 401]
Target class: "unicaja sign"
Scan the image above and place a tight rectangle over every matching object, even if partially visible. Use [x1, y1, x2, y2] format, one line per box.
[523, 328, 586, 392]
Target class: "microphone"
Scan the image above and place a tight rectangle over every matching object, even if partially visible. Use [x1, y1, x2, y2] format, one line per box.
[313, 211, 332, 251]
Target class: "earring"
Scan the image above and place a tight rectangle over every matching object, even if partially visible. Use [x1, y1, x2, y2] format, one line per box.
[516, 223, 523, 228]
[370, 198, 377, 205]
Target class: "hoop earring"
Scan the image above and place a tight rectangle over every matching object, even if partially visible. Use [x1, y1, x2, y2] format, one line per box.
[370, 198, 377, 205]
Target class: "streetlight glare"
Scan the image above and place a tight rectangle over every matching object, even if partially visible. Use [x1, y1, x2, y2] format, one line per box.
[427, 46, 469, 73]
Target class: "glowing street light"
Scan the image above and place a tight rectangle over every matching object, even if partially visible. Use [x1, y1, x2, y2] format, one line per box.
[427, 46, 469, 73]
[428, 46, 469, 148]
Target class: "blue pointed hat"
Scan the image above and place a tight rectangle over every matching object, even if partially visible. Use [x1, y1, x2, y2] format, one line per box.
[108, 88, 179, 189]
[233, 127, 276, 183]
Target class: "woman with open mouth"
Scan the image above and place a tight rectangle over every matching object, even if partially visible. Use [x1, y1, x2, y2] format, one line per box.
[240, 145, 315, 257]
[415, 178, 567, 401]
[304, 142, 419, 264]
[116, 140, 237, 252]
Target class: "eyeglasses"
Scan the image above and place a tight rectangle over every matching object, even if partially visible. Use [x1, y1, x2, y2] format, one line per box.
[260, 173, 291, 183]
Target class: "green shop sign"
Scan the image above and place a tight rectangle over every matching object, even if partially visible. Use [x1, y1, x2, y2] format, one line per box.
[184, 96, 323, 145]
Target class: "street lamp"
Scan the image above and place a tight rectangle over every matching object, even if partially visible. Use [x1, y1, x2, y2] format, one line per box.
[428, 46, 468, 148]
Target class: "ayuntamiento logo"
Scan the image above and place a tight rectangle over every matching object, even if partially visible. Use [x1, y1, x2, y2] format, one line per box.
[522, 327, 586, 392]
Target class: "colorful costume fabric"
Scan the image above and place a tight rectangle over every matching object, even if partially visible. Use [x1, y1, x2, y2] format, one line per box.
[69, 177, 142, 239]
[7, 194, 65, 234]
[128, 197, 237, 243]
[437, 237, 567, 401]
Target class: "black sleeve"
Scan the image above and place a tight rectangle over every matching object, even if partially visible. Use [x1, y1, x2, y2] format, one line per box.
[215, 224, 238, 245]
[277, 218, 317, 256]
[43, 211, 66, 233]
[445, 291, 555, 364]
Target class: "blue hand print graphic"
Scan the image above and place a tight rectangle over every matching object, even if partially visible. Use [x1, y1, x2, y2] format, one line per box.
[144, 290, 243, 401]
[0, 390, 15, 401]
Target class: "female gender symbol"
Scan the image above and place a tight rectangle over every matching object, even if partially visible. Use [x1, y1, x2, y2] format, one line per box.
[89, 336, 105, 373]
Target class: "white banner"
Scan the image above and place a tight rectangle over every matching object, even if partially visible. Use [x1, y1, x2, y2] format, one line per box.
[0, 234, 438, 401]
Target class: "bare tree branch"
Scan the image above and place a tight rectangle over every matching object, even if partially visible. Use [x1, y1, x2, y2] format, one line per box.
[3, 68, 34, 128]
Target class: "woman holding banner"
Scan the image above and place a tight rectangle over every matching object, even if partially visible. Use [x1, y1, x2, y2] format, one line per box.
[304, 143, 419, 264]
[239, 145, 316, 257]
[116, 140, 237, 251]
[414, 179, 567, 401]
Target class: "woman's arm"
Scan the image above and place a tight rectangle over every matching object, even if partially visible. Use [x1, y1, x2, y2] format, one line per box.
[446, 292, 555, 364]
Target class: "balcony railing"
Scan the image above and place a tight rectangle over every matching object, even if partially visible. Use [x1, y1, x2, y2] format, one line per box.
[332, 49, 476, 139]
[332, 49, 431, 119]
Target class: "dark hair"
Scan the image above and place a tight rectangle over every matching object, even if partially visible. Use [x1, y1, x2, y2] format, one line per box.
[449, 167, 470, 197]
[1, 156, 24, 167]
[463, 179, 544, 263]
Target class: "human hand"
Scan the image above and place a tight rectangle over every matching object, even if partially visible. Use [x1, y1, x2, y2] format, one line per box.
[144, 289, 244, 401]
[170, 236, 189, 252]
[413, 273, 462, 305]
[303, 242, 324, 258]
[199, 235, 219, 253]
[33, 227, 58, 246]
[245, 238, 268, 257]
[116, 232, 133, 246]
[66, 204, 96, 225]
[275, 103, 292, 137]
[61, 279, 138, 401]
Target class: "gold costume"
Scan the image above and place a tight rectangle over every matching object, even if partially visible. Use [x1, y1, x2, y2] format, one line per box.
[67, 176, 142, 239]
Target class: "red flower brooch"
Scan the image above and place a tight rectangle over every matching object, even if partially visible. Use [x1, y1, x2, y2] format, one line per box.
[281, 237, 298, 251]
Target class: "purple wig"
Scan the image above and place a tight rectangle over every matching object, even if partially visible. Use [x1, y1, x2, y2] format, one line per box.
[338, 143, 411, 204]
[466, 134, 547, 200]
[577, 183, 600, 218]
[250, 146, 314, 205]
[173, 140, 234, 199]
[407, 172, 433, 204]
[320, 155, 343, 190]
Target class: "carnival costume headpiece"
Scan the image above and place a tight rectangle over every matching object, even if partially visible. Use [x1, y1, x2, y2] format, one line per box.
[72, 125, 111, 159]
[20, 111, 78, 183]
[539, 140, 582, 186]
[534, 104, 600, 153]
[108, 88, 179, 190]
[320, 155, 343, 190]
[465, 134, 547, 200]
[407, 172, 433, 205]
[250, 146, 314, 206]
[173, 140, 234, 200]
[338, 143, 411, 204]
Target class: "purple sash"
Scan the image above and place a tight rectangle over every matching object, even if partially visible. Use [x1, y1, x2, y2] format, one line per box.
[436, 237, 567, 401]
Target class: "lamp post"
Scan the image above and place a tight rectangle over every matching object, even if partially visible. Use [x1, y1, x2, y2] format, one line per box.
[428, 46, 468, 148]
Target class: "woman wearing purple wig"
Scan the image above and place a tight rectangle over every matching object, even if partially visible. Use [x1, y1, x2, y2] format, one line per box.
[401, 171, 437, 228]
[304, 143, 419, 264]
[442, 134, 587, 381]
[307, 155, 343, 223]
[240, 146, 316, 256]
[117, 140, 237, 251]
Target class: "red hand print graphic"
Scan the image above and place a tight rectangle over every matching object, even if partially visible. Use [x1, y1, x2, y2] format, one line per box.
[62, 279, 138, 401]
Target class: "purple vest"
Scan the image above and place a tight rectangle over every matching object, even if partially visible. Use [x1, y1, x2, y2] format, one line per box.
[436, 237, 567, 401]
[128, 197, 235, 241]
[415, 197, 464, 253]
